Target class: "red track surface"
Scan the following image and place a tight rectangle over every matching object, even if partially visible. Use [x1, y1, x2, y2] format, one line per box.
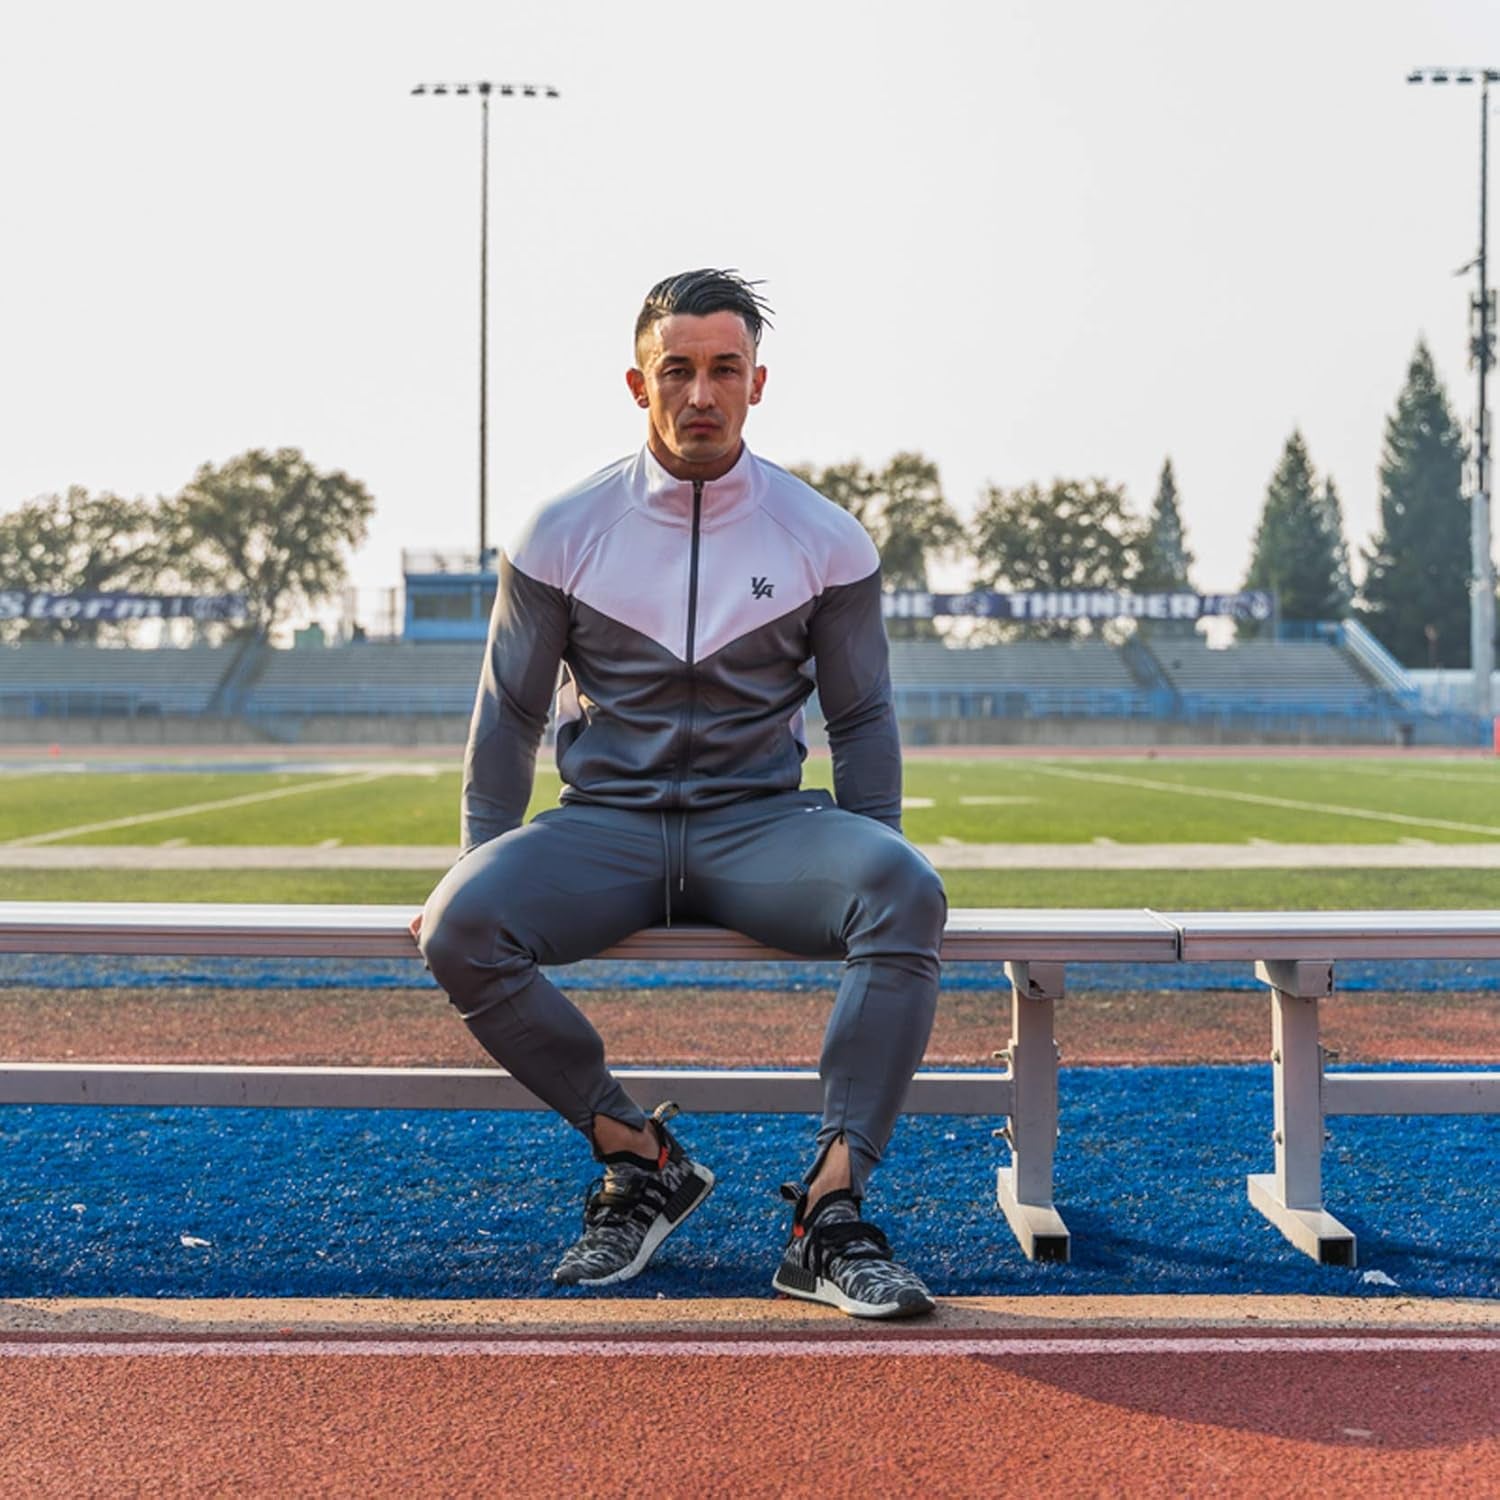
[2, 1329, 1495, 1495]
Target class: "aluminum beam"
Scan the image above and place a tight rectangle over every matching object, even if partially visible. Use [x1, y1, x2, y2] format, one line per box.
[1322, 1071, 1500, 1116]
[0, 902, 1180, 964]
[0, 1063, 1012, 1117]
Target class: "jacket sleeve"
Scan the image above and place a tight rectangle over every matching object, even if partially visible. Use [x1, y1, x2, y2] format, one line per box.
[806, 567, 903, 832]
[460, 554, 569, 853]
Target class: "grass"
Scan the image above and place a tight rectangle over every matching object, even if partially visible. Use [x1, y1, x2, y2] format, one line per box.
[2, 754, 1499, 908]
[4, 756, 1500, 847]
[4, 866, 1497, 910]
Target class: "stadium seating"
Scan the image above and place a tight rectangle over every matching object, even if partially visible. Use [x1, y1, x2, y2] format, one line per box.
[246, 644, 480, 716]
[3, 634, 1471, 742]
[1150, 640, 1382, 711]
[0, 643, 227, 716]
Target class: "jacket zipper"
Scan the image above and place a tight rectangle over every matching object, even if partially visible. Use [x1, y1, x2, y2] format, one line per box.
[674, 479, 704, 891]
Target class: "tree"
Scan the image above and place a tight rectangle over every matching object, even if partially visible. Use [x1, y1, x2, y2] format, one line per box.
[1243, 431, 1350, 629]
[1317, 475, 1354, 618]
[1360, 342, 1471, 667]
[792, 452, 963, 638]
[0, 487, 163, 641]
[969, 477, 1143, 638]
[1133, 458, 1196, 638]
[164, 448, 376, 635]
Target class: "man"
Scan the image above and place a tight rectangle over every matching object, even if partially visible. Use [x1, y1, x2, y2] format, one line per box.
[416, 268, 946, 1319]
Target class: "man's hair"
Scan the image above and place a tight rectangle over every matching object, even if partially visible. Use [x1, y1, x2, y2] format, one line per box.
[634, 268, 774, 358]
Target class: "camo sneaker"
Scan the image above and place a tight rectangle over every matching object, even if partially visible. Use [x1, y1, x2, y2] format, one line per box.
[772, 1184, 935, 1319]
[551, 1102, 715, 1288]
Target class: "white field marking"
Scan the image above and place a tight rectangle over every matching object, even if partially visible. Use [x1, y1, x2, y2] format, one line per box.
[1, 1335, 1496, 1360]
[1332, 763, 1500, 790]
[2, 771, 393, 848]
[1029, 761, 1500, 840]
[958, 796, 1039, 806]
[901, 797, 936, 809]
[317, 838, 343, 849]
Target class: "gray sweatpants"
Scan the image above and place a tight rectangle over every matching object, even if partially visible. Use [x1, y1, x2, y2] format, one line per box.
[419, 788, 946, 1193]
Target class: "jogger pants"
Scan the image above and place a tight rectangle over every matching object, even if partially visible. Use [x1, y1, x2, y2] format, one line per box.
[419, 789, 945, 1193]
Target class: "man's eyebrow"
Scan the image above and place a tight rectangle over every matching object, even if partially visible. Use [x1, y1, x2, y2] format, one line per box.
[656, 350, 749, 367]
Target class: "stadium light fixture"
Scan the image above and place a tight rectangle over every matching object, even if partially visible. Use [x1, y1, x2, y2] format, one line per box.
[412, 80, 561, 568]
[1408, 66, 1499, 722]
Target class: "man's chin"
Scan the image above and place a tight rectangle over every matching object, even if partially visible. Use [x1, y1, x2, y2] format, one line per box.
[671, 436, 733, 465]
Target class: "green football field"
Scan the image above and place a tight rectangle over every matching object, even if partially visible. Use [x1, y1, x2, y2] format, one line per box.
[2, 754, 1499, 908]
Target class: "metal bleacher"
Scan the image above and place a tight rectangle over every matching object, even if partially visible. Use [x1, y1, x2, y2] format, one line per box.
[888, 640, 1150, 720]
[1150, 639, 1382, 714]
[245, 643, 479, 716]
[0, 643, 228, 717]
[0, 631, 1478, 742]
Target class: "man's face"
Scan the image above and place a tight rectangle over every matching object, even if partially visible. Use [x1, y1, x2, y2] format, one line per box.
[627, 310, 767, 478]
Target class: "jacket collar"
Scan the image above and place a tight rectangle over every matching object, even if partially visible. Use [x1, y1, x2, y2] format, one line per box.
[636, 443, 760, 531]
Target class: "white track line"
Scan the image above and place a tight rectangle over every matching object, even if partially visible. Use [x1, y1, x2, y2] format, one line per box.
[1029, 762, 1500, 839]
[2, 1336, 1497, 1359]
[3, 772, 392, 848]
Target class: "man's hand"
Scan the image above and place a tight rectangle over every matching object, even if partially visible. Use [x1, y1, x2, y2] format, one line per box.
[408, 912, 423, 943]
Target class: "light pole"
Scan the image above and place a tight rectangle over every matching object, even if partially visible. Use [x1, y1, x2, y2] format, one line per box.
[1408, 67, 1498, 723]
[412, 81, 559, 568]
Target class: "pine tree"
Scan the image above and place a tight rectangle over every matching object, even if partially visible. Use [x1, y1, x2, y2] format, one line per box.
[1135, 458, 1195, 592]
[1360, 341, 1470, 668]
[1134, 458, 1196, 637]
[1317, 476, 1354, 617]
[1243, 431, 1350, 629]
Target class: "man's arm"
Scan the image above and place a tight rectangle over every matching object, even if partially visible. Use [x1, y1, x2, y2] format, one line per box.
[807, 567, 903, 832]
[460, 553, 570, 853]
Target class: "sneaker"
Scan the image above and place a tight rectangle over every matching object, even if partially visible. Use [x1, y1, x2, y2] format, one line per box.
[771, 1184, 935, 1319]
[551, 1102, 715, 1288]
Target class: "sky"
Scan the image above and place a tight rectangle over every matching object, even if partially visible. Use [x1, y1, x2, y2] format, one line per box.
[2, 0, 1498, 630]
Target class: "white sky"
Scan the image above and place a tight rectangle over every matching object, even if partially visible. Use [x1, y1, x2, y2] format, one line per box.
[2, 0, 1497, 622]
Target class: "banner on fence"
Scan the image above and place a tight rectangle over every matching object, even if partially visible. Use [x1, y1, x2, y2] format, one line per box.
[882, 589, 1275, 623]
[0, 592, 249, 624]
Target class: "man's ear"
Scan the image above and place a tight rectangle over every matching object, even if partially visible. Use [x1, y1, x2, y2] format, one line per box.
[625, 367, 650, 409]
[748, 365, 768, 406]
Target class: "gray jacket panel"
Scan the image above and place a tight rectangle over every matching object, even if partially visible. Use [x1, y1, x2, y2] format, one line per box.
[460, 444, 901, 852]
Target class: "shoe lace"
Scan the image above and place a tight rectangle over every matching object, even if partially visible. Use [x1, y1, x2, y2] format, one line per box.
[807, 1217, 894, 1278]
[581, 1166, 669, 1234]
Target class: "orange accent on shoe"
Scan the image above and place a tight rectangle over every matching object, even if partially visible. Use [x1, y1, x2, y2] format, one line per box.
[657, 1145, 669, 1170]
[793, 1223, 805, 1238]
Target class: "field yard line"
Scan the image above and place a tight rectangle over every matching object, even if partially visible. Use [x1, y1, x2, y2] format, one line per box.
[2, 1335, 1496, 1360]
[2, 771, 394, 848]
[1029, 762, 1500, 839]
[1331, 763, 1500, 790]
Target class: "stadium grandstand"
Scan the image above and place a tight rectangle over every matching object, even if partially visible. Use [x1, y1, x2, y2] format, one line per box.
[0, 616, 1487, 746]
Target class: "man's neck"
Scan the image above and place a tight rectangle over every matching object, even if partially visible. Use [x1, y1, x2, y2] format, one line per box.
[646, 430, 744, 484]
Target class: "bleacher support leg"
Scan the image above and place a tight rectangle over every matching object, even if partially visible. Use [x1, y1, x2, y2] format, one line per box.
[995, 960, 1070, 1262]
[1247, 959, 1357, 1267]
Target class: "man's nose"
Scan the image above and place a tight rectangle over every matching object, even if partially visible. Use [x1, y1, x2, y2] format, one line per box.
[687, 372, 715, 407]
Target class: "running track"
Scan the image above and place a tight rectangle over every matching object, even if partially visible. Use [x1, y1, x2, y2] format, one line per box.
[3, 1307, 1496, 1494]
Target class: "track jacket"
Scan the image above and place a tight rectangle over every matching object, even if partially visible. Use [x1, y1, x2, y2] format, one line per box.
[460, 443, 901, 852]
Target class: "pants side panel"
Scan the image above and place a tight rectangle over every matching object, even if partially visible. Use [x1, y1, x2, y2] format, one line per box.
[682, 792, 946, 1193]
[419, 805, 668, 1136]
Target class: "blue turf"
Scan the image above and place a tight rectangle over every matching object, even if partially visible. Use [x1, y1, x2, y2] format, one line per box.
[0, 1066, 1494, 1301]
[7, 954, 1500, 993]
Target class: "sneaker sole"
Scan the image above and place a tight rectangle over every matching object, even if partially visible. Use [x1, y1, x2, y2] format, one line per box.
[561, 1164, 716, 1289]
[771, 1265, 935, 1320]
